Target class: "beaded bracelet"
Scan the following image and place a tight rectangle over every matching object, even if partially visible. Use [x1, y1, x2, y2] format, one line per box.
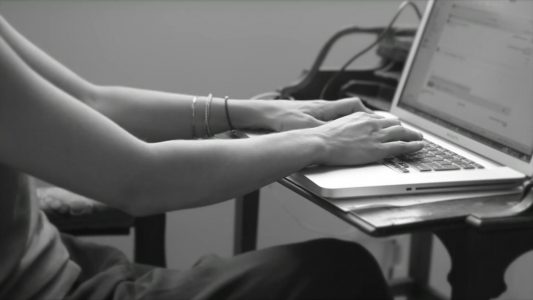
[224, 96, 235, 131]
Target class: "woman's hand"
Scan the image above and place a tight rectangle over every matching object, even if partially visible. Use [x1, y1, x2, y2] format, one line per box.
[239, 97, 373, 132]
[308, 112, 424, 166]
[231, 97, 423, 165]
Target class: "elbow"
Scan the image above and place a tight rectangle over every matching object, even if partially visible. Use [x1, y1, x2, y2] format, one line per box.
[115, 179, 207, 217]
[113, 183, 157, 218]
[116, 190, 189, 218]
[120, 201, 152, 218]
[114, 186, 144, 217]
[111, 166, 190, 217]
[112, 167, 159, 217]
[104, 146, 160, 217]
[109, 145, 212, 216]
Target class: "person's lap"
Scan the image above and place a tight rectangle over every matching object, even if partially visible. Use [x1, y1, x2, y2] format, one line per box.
[62, 235, 392, 300]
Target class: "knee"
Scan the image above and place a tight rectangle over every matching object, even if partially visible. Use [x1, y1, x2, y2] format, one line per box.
[243, 238, 376, 276]
[295, 238, 381, 274]
[300, 238, 370, 256]
[284, 239, 391, 299]
[231, 238, 391, 300]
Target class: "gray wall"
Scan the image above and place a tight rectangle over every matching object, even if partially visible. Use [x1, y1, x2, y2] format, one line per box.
[3, 1, 532, 299]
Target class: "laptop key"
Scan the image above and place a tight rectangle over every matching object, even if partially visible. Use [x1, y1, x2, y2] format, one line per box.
[383, 159, 410, 173]
[434, 164, 461, 171]
[391, 140, 485, 172]
[413, 164, 432, 172]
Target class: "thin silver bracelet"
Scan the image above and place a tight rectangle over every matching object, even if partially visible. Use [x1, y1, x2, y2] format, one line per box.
[205, 93, 213, 137]
[191, 96, 198, 139]
[224, 96, 235, 131]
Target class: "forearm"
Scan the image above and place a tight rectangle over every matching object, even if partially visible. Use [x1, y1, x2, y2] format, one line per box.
[131, 130, 324, 215]
[0, 14, 280, 141]
[0, 32, 325, 216]
[0, 15, 423, 219]
[0, 14, 251, 141]
[92, 85, 271, 141]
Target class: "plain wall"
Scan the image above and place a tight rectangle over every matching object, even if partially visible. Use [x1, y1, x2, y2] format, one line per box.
[3, 1, 532, 299]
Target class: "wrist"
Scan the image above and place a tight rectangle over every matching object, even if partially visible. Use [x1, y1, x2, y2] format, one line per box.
[290, 127, 329, 166]
[229, 99, 272, 130]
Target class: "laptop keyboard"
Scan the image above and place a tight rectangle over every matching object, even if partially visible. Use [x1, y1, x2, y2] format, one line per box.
[383, 140, 485, 173]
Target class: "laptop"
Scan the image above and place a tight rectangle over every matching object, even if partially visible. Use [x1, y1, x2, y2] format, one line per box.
[288, 0, 531, 199]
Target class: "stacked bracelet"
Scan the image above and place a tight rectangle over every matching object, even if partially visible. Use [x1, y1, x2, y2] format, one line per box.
[191, 94, 233, 138]
[224, 96, 235, 131]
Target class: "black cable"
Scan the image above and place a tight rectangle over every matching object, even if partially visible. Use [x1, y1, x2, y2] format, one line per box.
[406, 1, 422, 19]
[319, 1, 422, 99]
[280, 26, 384, 99]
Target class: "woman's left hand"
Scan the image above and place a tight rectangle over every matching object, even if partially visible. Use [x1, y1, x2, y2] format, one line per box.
[256, 97, 375, 132]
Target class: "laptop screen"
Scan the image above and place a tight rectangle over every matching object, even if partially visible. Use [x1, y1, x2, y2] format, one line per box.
[398, 0, 533, 162]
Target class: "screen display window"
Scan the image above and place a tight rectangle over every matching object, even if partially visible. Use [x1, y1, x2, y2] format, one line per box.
[399, 1, 533, 162]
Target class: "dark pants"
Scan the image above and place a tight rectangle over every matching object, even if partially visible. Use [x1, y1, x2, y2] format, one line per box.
[63, 235, 392, 300]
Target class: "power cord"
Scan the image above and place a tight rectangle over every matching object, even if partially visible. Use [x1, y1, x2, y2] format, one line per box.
[319, 1, 422, 99]
[256, 2, 421, 101]
[280, 26, 387, 99]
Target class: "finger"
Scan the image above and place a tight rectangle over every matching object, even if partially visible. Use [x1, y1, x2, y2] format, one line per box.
[302, 112, 326, 127]
[304, 117, 325, 128]
[378, 125, 423, 142]
[348, 111, 384, 120]
[70, 202, 93, 215]
[49, 197, 69, 214]
[338, 97, 374, 114]
[338, 112, 383, 127]
[354, 98, 375, 114]
[319, 98, 374, 120]
[381, 141, 425, 157]
[373, 116, 401, 129]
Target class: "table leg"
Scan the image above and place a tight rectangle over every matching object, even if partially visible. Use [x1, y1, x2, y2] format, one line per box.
[134, 213, 166, 267]
[435, 227, 533, 300]
[391, 232, 446, 300]
[233, 190, 260, 255]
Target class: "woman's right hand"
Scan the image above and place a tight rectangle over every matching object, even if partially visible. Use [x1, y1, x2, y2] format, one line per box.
[310, 111, 424, 166]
